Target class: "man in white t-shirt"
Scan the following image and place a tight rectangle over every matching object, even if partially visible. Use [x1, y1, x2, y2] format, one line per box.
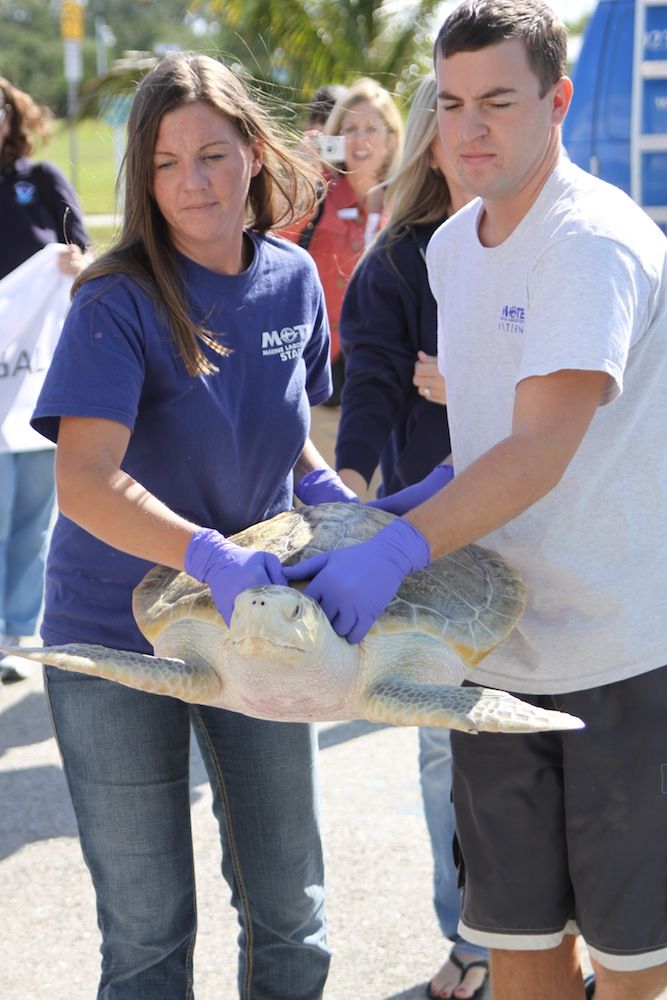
[285, 1, 667, 997]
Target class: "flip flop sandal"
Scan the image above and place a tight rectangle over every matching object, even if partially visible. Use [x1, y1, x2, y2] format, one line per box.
[427, 955, 489, 1000]
[452, 959, 489, 1000]
[584, 973, 596, 998]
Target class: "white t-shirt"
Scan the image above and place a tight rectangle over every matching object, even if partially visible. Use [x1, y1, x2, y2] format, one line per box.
[426, 158, 667, 694]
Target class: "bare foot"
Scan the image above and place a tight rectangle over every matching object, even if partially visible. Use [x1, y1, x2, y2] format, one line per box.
[428, 953, 489, 1000]
[428, 956, 464, 999]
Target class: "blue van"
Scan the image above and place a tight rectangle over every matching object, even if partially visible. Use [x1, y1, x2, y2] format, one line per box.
[563, 0, 667, 231]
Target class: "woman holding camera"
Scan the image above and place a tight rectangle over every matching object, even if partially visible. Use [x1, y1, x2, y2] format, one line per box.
[284, 77, 403, 404]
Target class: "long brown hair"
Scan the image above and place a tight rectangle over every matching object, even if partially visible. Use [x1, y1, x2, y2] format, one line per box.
[78, 53, 321, 375]
[0, 77, 52, 169]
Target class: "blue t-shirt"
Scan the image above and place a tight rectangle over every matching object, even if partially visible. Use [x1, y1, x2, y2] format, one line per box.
[0, 158, 90, 278]
[32, 232, 331, 651]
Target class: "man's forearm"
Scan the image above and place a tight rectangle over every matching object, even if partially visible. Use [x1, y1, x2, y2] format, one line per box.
[410, 368, 610, 559]
[405, 432, 564, 560]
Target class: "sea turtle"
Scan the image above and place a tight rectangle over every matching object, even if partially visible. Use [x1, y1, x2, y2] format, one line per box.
[2, 503, 583, 734]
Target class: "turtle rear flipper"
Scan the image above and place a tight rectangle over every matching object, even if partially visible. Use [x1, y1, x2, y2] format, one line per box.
[0, 643, 221, 704]
[363, 676, 584, 733]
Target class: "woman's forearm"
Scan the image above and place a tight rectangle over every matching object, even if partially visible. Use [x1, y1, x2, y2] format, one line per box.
[337, 467, 368, 499]
[292, 436, 333, 484]
[57, 460, 196, 570]
[55, 415, 198, 571]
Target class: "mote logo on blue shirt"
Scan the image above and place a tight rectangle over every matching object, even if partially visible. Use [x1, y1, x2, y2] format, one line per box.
[261, 324, 310, 361]
[14, 181, 36, 206]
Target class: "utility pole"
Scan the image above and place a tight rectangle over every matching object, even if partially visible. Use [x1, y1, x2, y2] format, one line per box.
[61, 0, 85, 191]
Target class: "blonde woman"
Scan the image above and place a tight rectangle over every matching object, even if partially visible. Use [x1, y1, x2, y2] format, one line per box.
[337, 75, 487, 1000]
[30, 53, 334, 998]
[285, 76, 403, 403]
[294, 76, 485, 999]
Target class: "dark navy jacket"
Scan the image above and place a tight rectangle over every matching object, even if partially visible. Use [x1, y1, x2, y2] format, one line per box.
[336, 219, 451, 495]
[0, 158, 89, 279]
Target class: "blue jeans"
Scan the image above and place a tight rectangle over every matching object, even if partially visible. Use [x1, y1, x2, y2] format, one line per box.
[419, 727, 487, 962]
[0, 449, 55, 636]
[45, 668, 330, 999]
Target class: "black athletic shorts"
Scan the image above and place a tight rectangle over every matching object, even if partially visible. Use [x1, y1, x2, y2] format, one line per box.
[450, 666, 667, 972]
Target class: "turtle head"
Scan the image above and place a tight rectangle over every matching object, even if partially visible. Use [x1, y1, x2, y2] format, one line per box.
[225, 585, 358, 722]
[229, 585, 327, 655]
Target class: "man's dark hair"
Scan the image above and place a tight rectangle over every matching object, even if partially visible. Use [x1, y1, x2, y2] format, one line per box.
[434, 0, 567, 98]
[306, 84, 348, 128]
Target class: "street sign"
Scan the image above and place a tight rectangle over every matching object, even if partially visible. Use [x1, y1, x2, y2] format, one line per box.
[61, 0, 84, 42]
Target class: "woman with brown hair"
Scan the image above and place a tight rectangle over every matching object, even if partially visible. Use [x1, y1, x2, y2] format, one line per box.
[0, 77, 90, 683]
[29, 52, 334, 999]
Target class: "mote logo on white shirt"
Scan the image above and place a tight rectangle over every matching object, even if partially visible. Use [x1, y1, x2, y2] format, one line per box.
[498, 304, 525, 335]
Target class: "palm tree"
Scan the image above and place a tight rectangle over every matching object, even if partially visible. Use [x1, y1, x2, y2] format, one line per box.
[209, 0, 447, 111]
[76, 0, 447, 126]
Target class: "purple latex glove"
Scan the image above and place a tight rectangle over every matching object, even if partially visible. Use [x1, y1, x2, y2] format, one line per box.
[368, 463, 454, 516]
[185, 528, 287, 626]
[283, 518, 430, 643]
[295, 467, 360, 505]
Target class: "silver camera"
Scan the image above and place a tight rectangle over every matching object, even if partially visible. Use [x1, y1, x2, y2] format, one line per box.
[317, 134, 347, 163]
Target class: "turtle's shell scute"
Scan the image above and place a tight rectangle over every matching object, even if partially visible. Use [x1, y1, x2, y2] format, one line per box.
[134, 503, 526, 664]
[383, 548, 525, 666]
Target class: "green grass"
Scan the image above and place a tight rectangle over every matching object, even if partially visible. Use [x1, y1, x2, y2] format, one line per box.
[85, 223, 119, 253]
[35, 119, 121, 217]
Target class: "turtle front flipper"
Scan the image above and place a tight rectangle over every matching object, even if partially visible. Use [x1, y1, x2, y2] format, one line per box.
[0, 643, 222, 704]
[362, 676, 584, 733]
